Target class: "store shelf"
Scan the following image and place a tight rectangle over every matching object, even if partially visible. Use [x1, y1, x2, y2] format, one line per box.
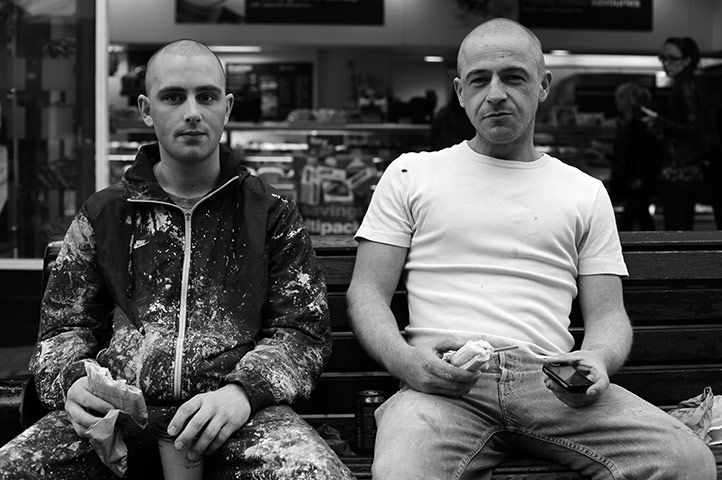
[533, 123, 615, 184]
[108, 154, 138, 162]
[110, 122, 430, 154]
[112, 122, 429, 135]
[226, 121, 429, 133]
[534, 124, 615, 146]
[535, 123, 615, 135]
[226, 122, 430, 161]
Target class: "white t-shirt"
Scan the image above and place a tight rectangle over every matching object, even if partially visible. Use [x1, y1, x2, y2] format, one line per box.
[355, 142, 628, 356]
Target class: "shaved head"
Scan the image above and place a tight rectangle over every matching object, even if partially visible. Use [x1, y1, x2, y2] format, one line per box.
[137, 38, 233, 169]
[457, 18, 545, 77]
[145, 39, 226, 94]
[452, 17, 552, 160]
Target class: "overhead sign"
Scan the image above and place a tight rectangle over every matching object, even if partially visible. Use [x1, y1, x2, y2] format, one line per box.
[519, 0, 653, 31]
[176, 0, 384, 25]
[245, 0, 384, 25]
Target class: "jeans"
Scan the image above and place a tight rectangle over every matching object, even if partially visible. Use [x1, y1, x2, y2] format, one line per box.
[0, 405, 354, 480]
[373, 351, 715, 480]
[658, 180, 697, 230]
[618, 193, 655, 231]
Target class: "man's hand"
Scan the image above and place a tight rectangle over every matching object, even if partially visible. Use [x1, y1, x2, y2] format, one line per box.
[167, 383, 251, 461]
[543, 350, 610, 408]
[641, 114, 664, 139]
[391, 338, 482, 398]
[65, 376, 117, 437]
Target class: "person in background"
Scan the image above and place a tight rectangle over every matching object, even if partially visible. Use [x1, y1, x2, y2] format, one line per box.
[429, 86, 476, 150]
[644, 36, 708, 230]
[611, 81, 658, 231]
[711, 105, 722, 229]
[0, 39, 353, 479]
[0, 103, 8, 249]
[346, 18, 715, 480]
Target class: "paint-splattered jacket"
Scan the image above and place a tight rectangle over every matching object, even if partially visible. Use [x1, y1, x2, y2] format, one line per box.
[30, 143, 332, 415]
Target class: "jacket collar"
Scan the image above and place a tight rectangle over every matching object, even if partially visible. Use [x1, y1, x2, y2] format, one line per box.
[123, 143, 249, 201]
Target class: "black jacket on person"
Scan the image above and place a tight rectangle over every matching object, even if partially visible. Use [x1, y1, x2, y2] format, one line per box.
[31, 143, 332, 414]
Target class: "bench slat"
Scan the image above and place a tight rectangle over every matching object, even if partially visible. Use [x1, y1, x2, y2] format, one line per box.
[328, 288, 722, 332]
[318, 250, 722, 286]
[312, 232, 722, 254]
[319, 256, 357, 288]
[326, 325, 722, 372]
[618, 231, 722, 250]
[623, 250, 722, 281]
[624, 289, 722, 323]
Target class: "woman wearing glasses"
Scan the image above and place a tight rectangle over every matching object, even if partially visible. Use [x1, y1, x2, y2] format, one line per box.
[643, 36, 709, 230]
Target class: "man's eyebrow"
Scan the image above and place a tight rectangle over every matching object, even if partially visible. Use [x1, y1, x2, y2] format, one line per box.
[502, 66, 531, 75]
[156, 86, 184, 97]
[465, 66, 530, 79]
[196, 85, 223, 93]
[463, 68, 490, 80]
[156, 85, 223, 96]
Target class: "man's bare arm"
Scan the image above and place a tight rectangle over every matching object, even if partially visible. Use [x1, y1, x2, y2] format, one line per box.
[346, 240, 480, 397]
[544, 274, 631, 407]
[578, 274, 632, 375]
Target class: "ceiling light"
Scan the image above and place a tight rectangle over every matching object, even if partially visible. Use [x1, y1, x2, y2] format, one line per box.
[544, 54, 660, 68]
[209, 46, 263, 53]
[424, 55, 445, 63]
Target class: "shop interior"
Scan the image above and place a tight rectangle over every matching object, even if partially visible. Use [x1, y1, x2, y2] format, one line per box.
[1, 0, 722, 260]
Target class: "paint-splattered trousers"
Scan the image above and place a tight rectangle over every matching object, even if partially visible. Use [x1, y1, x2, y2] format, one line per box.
[0, 405, 355, 479]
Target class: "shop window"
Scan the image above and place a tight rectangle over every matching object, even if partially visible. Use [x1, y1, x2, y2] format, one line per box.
[0, 0, 96, 258]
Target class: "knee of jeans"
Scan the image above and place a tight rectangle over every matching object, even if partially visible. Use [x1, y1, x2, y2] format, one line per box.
[373, 448, 459, 480]
[659, 439, 716, 480]
[372, 450, 414, 480]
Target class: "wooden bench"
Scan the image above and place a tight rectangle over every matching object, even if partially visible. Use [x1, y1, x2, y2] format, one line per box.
[3, 231, 722, 478]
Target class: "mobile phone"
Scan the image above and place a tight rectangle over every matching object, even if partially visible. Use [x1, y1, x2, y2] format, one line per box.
[542, 363, 593, 394]
[639, 106, 658, 118]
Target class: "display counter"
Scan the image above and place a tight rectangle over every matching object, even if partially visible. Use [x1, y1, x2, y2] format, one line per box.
[110, 121, 431, 236]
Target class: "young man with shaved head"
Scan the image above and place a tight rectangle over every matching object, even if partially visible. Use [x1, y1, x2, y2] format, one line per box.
[347, 18, 715, 479]
[0, 39, 353, 479]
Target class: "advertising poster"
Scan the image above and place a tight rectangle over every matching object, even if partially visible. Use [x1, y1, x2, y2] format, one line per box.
[294, 153, 379, 236]
[519, 0, 652, 31]
[176, 0, 383, 25]
[240, 145, 381, 236]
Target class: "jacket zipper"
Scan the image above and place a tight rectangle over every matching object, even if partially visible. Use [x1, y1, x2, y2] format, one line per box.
[174, 209, 193, 401]
[128, 175, 241, 401]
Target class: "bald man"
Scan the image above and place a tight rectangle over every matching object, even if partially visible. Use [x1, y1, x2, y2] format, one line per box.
[347, 18, 715, 479]
[0, 39, 354, 479]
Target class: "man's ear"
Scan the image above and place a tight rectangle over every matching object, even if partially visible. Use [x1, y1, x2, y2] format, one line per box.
[137, 95, 154, 127]
[538, 70, 553, 103]
[453, 77, 464, 108]
[224, 93, 234, 125]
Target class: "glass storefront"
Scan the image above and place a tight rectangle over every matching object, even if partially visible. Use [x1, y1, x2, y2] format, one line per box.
[1, 1, 721, 262]
[0, 0, 96, 258]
